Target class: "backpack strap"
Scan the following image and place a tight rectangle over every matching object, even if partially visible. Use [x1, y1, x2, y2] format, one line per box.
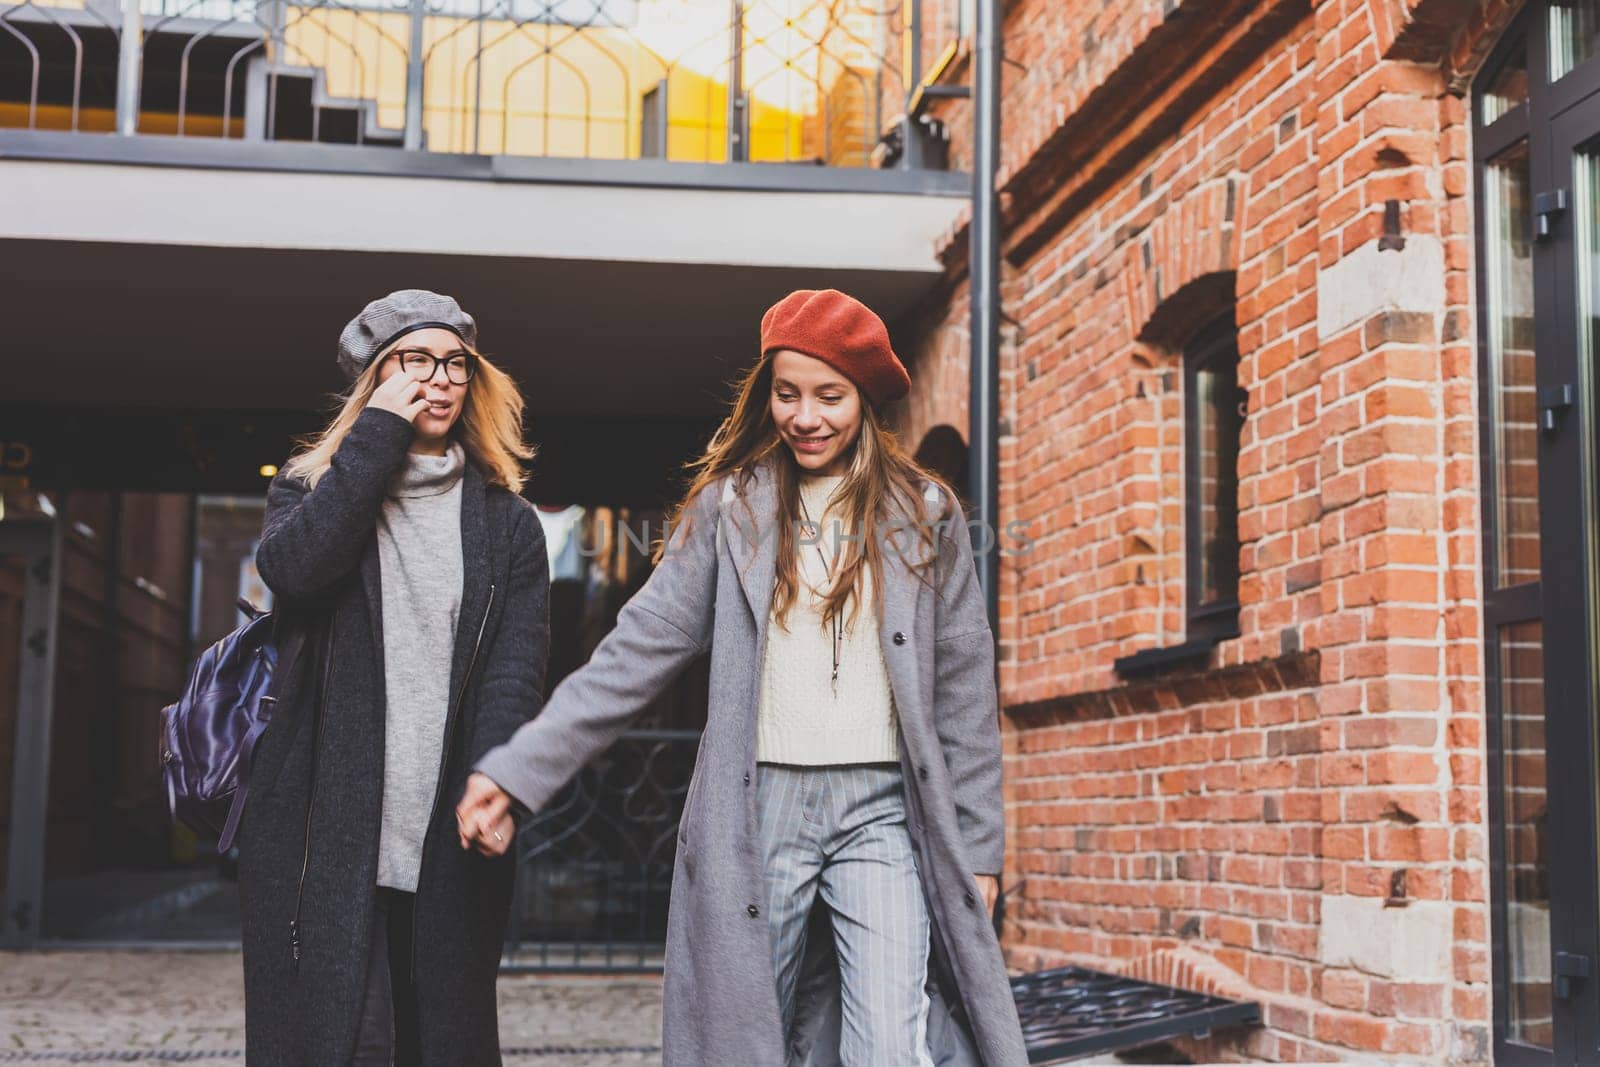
[217, 721, 269, 853]
[216, 614, 310, 854]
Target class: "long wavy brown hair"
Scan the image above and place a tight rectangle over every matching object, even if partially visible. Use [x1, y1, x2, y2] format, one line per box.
[663, 350, 957, 633]
[282, 344, 535, 493]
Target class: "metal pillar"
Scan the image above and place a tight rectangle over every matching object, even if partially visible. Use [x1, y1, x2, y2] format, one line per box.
[114, 0, 142, 135]
[906, 0, 923, 96]
[899, 0, 929, 171]
[404, 0, 427, 151]
[642, 78, 670, 159]
[1, 517, 63, 948]
[726, 0, 747, 162]
[968, 0, 1001, 629]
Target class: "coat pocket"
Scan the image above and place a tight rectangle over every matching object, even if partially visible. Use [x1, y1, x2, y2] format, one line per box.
[679, 764, 705, 847]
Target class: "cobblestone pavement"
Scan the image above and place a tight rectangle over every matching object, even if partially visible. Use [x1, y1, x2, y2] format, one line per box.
[0, 951, 662, 1065]
[0, 952, 1336, 1066]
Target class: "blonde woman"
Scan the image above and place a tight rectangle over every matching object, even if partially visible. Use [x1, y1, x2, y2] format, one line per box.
[459, 289, 1027, 1065]
[243, 291, 548, 1065]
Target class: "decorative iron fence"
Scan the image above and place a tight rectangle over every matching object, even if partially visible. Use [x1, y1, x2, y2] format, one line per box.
[502, 728, 698, 972]
[0, 0, 935, 166]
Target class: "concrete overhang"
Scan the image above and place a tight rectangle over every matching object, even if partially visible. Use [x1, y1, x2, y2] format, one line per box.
[3, 135, 968, 419]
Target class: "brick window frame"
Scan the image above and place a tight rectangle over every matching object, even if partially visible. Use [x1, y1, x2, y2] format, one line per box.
[1115, 304, 1244, 677]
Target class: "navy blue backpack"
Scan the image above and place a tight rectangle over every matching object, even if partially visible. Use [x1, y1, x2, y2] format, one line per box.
[160, 601, 306, 854]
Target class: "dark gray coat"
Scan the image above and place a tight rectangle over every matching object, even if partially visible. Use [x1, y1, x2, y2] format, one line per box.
[243, 408, 549, 1065]
[477, 459, 1027, 1066]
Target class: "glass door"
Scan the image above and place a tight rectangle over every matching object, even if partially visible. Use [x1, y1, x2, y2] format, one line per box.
[1547, 74, 1600, 1063]
[1477, 6, 1600, 1063]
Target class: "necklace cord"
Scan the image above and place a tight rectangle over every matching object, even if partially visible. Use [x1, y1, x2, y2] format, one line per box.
[797, 492, 843, 689]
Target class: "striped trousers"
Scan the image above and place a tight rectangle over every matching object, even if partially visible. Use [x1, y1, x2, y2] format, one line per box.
[756, 762, 934, 1067]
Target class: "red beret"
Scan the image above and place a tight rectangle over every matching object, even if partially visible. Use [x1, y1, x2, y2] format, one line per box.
[760, 289, 911, 405]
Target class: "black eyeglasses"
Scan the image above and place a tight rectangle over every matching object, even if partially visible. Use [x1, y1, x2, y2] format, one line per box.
[390, 349, 477, 385]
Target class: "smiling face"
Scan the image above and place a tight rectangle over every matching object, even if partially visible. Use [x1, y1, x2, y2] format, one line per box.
[376, 327, 472, 452]
[769, 349, 864, 477]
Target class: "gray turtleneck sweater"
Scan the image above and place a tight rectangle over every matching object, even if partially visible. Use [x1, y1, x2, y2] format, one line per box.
[375, 443, 465, 892]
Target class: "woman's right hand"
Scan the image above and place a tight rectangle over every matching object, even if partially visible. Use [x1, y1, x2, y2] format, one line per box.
[457, 772, 515, 856]
[366, 366, 430, 423]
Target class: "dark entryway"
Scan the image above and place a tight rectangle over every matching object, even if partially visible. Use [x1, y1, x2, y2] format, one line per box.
[0, 410, 714, 954]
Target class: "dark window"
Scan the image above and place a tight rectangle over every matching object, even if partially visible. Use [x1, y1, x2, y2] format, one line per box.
[1184, 316, 1244, 642]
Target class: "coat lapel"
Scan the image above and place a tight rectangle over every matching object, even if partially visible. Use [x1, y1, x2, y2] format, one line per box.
[875, 490, 933, 723]
[360, 537, 385, 681]
[449, 464, 491, 700]
[725, 464, 778, 644]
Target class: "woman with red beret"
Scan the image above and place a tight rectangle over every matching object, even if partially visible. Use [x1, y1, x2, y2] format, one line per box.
[459, 289, 1027, 1066]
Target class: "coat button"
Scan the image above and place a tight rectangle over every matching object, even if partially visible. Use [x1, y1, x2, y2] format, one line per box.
[964, 892, 976, 909]
[747, 904, 760, 918]
[917, 766, 929, 781]
[743, 773, 751, 785]
[893, 631, 907, 645]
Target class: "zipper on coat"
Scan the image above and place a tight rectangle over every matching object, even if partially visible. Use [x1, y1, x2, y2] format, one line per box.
[410, 583, 496, 981]
[290, 623, 335, 970]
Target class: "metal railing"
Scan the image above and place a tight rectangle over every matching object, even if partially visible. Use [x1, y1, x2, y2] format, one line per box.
[0, 0, 933, 166]
[502, 729, 697, 972]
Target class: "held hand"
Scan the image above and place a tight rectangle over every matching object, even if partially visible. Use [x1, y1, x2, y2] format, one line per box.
[474, 811, 515, 858]
[974, 874, 1000, 917]
[456, 772, 514, 857]
[366, 367, 429, 423]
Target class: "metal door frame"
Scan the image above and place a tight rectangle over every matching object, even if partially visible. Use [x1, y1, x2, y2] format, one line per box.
[1476, 8, 1600, 1061]
[0, 515, 62, 949]
[1545, 80, 1600, 1064]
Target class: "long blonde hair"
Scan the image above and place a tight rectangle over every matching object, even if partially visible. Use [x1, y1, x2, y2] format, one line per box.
[664, 351, 956, 632]
[282, 345, 535, 492]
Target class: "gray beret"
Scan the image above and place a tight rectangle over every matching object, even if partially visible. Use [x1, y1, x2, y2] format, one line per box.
[337, 289, 477, 382]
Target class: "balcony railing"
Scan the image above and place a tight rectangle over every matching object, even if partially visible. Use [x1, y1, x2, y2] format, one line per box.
[0, 0, 949, 169]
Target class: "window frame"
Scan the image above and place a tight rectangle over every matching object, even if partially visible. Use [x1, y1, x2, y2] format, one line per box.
[1182, 314, 1245, 644]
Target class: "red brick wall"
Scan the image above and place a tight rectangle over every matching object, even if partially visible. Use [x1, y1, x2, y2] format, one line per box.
[894, 0, 1525, 1060]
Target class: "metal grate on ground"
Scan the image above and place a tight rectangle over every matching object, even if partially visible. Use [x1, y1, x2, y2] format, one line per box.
[1013, 965, 1261, 1065]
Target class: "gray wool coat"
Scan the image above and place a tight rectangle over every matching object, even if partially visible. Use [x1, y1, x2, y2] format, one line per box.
[477, 458, 1028, 1066]
[243, 408, 549, 1065]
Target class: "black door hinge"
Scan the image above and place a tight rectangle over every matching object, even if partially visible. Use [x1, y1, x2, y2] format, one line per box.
[1536, 189, 1569, 239]
[1540, 384, 1575, 432]
[1555, 951, 1591, 999]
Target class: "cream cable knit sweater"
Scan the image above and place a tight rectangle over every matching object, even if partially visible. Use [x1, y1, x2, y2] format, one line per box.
[755, 473, 900, 765]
